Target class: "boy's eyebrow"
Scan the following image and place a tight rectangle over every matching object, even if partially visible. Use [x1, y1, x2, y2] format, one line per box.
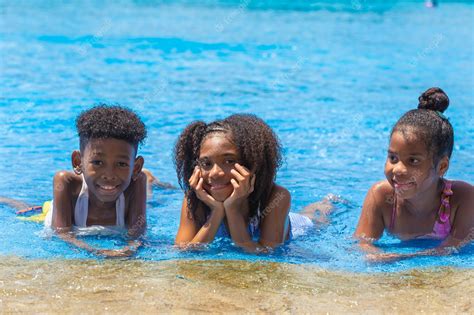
[88, 152, 131, 159]
[116, 154, 132, 160]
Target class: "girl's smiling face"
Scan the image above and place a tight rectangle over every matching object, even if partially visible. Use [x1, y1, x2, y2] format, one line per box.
[76, 138, 138, 204]
[384, 130, 445, 199]
[197, 133, 240, 202]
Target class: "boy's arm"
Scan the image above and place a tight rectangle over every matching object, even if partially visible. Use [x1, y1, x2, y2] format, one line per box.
[0, 197, 30, 210]
[96, 170, 149, 257]
[57, 232, 139, 258]
[126, 171, 148, 238]
[52, 171, 102, 255]
[52, 171, 78, 228]
[53, 171, 143, 258]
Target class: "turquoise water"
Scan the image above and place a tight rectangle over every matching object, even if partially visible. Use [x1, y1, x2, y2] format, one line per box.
[0, 1, 473, 272]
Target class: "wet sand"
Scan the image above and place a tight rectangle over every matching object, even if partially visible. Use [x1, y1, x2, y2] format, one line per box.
[1, 257, 472, 313]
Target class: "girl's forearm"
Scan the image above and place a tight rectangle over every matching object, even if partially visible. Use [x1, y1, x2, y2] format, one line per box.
[366, 243, 461, 263]
[224, 207, 267, 252]
[358, 241, 381, 254]
[392, 235, 469, 260]
[407, 245, 459, 258]
[189, 205, 226, 244]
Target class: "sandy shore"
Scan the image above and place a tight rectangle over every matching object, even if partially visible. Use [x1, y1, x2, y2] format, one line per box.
[1, 257, 472, 313]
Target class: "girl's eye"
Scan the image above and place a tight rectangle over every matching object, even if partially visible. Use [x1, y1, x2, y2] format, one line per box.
[198, 160, 212, 170]
[388, 155, 398, 163]
[91, 160, 103, 166]
[225, 159, 236, 164]
[117, 162, 129, 167]
[409, 158, 420, 164]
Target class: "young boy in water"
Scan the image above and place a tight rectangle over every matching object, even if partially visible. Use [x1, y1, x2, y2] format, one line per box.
[3, 105, 148, 257]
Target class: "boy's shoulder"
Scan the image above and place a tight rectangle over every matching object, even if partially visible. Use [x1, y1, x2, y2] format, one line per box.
[54, 170, 82, 182]
[53, 170, 83, 196]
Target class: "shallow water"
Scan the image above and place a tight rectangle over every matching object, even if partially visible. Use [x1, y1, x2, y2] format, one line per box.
[1, 258, 473, 313]
[0, 0, 473, 311]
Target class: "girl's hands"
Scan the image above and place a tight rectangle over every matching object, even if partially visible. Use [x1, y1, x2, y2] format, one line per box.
[189, 166, 224, 210]
[366, 252, 403, 263]
[223, 163, 256, 211]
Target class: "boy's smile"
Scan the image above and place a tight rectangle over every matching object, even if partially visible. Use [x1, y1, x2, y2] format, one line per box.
[77, 138, 136, 204]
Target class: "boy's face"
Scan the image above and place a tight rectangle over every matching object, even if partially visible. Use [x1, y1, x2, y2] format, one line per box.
[73, 138, 142, 203]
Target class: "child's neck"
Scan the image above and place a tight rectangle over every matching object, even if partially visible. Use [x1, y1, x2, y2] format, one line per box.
[88, 194, 116, 212]
[400, 178, 443, 217]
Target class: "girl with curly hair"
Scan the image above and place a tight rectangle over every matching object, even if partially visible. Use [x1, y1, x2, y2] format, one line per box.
[174, 114, 331, 251]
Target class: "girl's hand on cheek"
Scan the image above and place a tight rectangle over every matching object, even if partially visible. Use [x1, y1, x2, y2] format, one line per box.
[189, 166, 224, 211]
[223, 163, 255, 211]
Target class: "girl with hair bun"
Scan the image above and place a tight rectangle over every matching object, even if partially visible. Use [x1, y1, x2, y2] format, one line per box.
[355, 87, 473, 262]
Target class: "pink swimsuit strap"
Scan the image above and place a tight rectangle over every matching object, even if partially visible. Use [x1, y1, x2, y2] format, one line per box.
[390, 180, 453, 238]
[431, 180, 453, 239]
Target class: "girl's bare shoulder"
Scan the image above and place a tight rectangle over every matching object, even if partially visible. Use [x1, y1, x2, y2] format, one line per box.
[450, 180, 473, 208]
[268, 184, 291, 211]
[370, 180, 395, 206]
[271, 184, 290, 199]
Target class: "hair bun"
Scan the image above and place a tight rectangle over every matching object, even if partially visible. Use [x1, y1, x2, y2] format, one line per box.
[418, 87, 449, 113]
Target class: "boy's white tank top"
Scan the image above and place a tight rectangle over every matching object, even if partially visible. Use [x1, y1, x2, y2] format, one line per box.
[44, 175, 126, 228]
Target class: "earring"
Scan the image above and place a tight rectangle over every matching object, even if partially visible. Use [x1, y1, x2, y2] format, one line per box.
[74, 167, 82, 175]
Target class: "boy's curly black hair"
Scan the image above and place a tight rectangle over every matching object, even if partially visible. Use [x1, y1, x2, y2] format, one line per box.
[174, 114, 282, 225]
[391, 87, 453, 164]
[76, 104, 147, 154]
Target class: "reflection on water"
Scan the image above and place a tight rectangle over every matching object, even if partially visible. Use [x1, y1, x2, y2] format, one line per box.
[1, 257, 472, 313]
